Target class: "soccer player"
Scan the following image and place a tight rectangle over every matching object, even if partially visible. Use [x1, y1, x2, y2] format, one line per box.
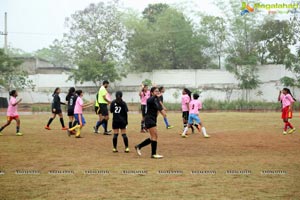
[110, 91, 129, 153]
[93, 80, 112, 135]
[278, 88, 296, 135]
[181, 93, 210, 138]
[66, 87, 77, 131]
[68, 90, 93, 138]
[181, 88, 194, 134]
[45, 87, 67, 130]
[0, 90, 23, 136]
[158, 86, 174, 129]
[135, 87, 164, 159]
[139, 84, 150, 133]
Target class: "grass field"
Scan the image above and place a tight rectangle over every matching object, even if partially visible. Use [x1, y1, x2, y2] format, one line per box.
[0, 112, 300, 200]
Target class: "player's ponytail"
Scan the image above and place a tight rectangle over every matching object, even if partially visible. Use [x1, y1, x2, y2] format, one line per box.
[115, 91, 123, 103]
[9, 90, 17, 96]
[283, 88, 296, 101]
[53, 87, 60, 97]
[66, 87, 75, 101]
[183, 88, 192, 99]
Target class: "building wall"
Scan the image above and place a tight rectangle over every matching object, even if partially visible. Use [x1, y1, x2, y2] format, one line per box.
[0, 65, 299, 104]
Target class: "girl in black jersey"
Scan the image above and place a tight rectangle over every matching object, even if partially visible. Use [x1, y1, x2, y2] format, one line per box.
[110, 91, 129, 153]
[66, 87, 78, 133]
[45, 87, 67, 130]
[135, 87, 164, 159]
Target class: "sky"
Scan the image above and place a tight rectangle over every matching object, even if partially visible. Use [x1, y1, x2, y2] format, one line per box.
[0, 0, 297, 53]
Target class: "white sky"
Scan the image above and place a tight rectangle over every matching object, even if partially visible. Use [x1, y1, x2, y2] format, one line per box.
[0, 0, 297, 52]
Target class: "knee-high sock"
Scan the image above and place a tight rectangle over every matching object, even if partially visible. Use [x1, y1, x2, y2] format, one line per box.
[60, 118, 65, 128]
[141, 120, 144, 130]
[163, 117, 170, 127]
[113, 134, 118, 148]
[95, 120, 102, 130]
[69, 121, 73, 129]
[287, 121, 294, 129]
[201, 127, 208, 136]
[16, 126, 20, 133]
[182, 126, 188, 135]
[102, 119, 108, 132]
[151, 140, 157, 155]
[137, 138, 151, 149]
[69, 125, 81, 131]
[122, 133, 129, 148]
[47, 118, 54, 126]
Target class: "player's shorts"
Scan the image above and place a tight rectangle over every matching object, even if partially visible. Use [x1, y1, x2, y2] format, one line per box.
[67, 109, 74, 116]
[145, 116, 157, 129]
[7, 115, 19, 121]
[112, 121, 127, 129]
[95, 106, 101, 115]
[141, 105, 147, 117]
[182, 111, 189, 121]
[282, 106, 292, 119]
[52, 109, 62, 114]
[188, 113, 201, 125]
[99, 104, 109, 116]
[74, 114, 86, 126]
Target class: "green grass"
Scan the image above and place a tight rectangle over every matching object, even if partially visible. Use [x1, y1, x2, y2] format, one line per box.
[0, 112, 300, 199]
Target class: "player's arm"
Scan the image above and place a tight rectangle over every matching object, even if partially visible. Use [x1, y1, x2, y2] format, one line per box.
[139, 84, 144, 98]
[12, 98, 22, 106]
[83, 101, 94, 108]
[159, 101, 167, 111]
[278, 90, 282, 102]
[110, 101, 114, 113]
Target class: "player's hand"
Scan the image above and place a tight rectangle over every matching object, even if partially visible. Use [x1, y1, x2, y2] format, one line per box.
[19, 98, 23, 102]
[53, 109, 56, 112]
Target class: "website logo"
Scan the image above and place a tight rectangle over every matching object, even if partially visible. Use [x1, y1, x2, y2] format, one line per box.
[241, 2, 254, 16]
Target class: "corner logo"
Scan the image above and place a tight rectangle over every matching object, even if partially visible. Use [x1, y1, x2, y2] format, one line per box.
[241, 2, 254, 15]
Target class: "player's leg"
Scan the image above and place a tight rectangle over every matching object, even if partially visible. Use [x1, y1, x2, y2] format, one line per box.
[15, 117, 23, 136]
[0, 117, 12, 135]
[45, 113, 56, 130]
[182, 114, 193, 137]
[149, 126, 163, 159]
[58, 112, 67, 130]
[112, 129, 119, 153]
[121, 128, 129, 153]
[196, 118, 210, 138]
[161, 110, 173, 129]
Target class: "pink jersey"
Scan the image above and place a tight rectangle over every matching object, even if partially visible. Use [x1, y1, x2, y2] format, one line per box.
[189, 99, 202, 114]
[280, 94, 294, 108]
[181, 94, 191, 112]
[74, 96, 83, 114]
[7, 97, 18, 116]
[140, 90, 150, 105]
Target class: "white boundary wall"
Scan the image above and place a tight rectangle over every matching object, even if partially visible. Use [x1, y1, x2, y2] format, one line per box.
[0, 65, 299, 103]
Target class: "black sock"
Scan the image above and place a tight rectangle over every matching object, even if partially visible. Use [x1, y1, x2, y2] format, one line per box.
[47, 118, 54, 126]
[95, 120, 102, 129]
[69, 122, 73, 129]
[138, 138, 151, 149]
[73, 120, 78, 127]
[151, 140, 157, 155]
[0, 126, 3, 132]
[141, 120, 144, 130]
[113, 134, 118, 148]
[103, 119, 108, 132]
[122, 133, 128, 148]
[16, 126, 20, 133]
[191, 125, 194, 132]
[60, 118, 65, 128]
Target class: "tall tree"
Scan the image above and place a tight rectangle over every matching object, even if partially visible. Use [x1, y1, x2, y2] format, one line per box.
[142, 3, 169, 23]
[64, 1, 126, 83]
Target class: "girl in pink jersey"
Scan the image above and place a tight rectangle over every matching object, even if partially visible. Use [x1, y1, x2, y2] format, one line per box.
[139, 84, 151, 133]
[0, 90, 23, 136]
[181, 88, 194, 134]
[181, 93, 210, 138]
[278, 88, 296, 135]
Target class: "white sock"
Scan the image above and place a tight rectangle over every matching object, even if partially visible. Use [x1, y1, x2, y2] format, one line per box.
[182, 127, 188, 135]
[201, 127, 208, 136]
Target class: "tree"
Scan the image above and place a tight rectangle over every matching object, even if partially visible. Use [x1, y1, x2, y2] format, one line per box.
[125, 6, 212, 72]
[200, 15, 226, 69]
[142, 3, 169, 23]
[35, 39, 72, 67]
[0, 49, 35, 91]
[64, 1, 126, 83]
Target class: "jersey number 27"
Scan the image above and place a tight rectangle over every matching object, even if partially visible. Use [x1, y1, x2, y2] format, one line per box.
[115, 106, 122, 113]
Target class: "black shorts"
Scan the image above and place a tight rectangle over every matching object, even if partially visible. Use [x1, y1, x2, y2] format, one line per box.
[52, 109, 62, 114]
[67, 109, 74, 116]
[145, 116, 156, 129]
[99, 104, 109, 116]
[112, 121, 127, 129]
[141, 105, 146, 117]
[182, 111, 189, 121]
[95, 106, 101, 115]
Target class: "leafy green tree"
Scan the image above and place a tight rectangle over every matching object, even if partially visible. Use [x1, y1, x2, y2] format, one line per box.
[142, 3, 169, 23]
[0, 49, 35, 91]
[280, 47, 300, 88]
[64, 1, 126, 83]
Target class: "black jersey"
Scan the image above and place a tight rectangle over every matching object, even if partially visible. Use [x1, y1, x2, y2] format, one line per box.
[110, 100, 128, 125]
[52, 94, 62, 110]
[66, 94, 77, 111]
[145, 96, 163, 119]
[158, 95, 164, 103]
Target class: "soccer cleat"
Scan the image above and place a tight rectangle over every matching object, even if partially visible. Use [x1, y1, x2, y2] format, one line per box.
[104, 130, 112, 135]
[288, 128, 296, 134]
[62, 127, 68, 130]
[44, 126, 51, 130]
[181, 134, 188, 138]
[93, 126, 99, 134]
[113, 148, 118, 153]
[151, 154, 164, 159]
[204, 135, 211, 138]
[283, 131, 287, 135]
[16, 132, 23, 136]
[167, 125, 174, 129]
[125, 147, 130, 153]
[135, 145, 142, 156]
